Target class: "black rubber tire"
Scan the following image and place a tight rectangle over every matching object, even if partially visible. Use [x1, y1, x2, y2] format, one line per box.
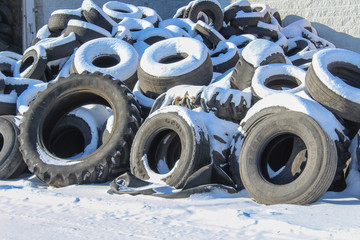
[71, 37, 138, 90]
[81, 0, 116, 32]
[219, 26, 244, 40]
[102, 1, 142, 23]
[0, 115, 27, 179]
[47, 114, 96, 159]
[42, 33, 80, 61]
[244, 25, 278, 41]
[231, 5, 270, 28]
[0, 78, 4, 93]
[306, 50, 360, 123]
[64, 19, 111, 44]
[19, 72, 141, 187]
[138, 38, 213, 99]
[0, 57, 16, 77]
[15, 45, 48, 80]
[211, 42, 240, 73]
[230, 40, 286, 90]
[187, 0, 224, 31]
[239, 111, 337, 205]
[130, 106, 210, 188]
[224, 3, 251, 24]
[0, 100, 16, 116]
[194, 21, 225, 49]
[48, 9, 83, 34]
[0, 3, 13, 25]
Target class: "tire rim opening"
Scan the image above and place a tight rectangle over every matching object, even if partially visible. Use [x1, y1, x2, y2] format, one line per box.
[19, 56, 35, 73]
[328, 63, 360, 89]
[260, 133, 308, 184]
[159, 53, 188, 64]
[49, 126, 85, 159]
[147, 129, 182, 174]
[286, 40, 308, 57]
[114, 9, 130, 13]
[144, 36, 166, 45]
[92, 55, 120, 68]
[265, 75, 301, 90]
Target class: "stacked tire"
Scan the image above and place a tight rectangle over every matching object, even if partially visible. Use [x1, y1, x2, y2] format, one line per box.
[0, 0, 358, 207]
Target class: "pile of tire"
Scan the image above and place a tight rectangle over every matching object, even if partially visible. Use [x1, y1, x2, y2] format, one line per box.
[0, 0, 359, 205]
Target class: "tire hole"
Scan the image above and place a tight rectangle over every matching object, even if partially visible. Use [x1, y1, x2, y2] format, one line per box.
[0, 134, 4, 152]
[329, 64, 360, 89]
[260, 133, 308, 184]
[19, 56, 35, 73]
[147, 129, 181, 174]
[159, 53, 188, 64]
[264, 75, 301, 90]
[49, 127, 85, 159]
[92, 55, 120, 68]
[144, 36, 166, 45]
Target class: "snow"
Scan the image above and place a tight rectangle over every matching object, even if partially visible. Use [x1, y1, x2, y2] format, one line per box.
[17, 82, 48, 115]
[236, 3, 269, 18]
[312, 48, 360, 104]
[0, 51, 22, 61]
[119, 17, 154, 39]
[133, 81, 155, 107]
[242, 39, 284, 67]
[102, 1, 142, 21]
[67, 19, 112, 37]
[1, 143, 360, 239]
[81, 0, 117, 27]
[73, 37, 139, 81]
[138, 6, 161, 25]
[224, 0, 250, 11]
[209, 41, 238, 66]
[252, 63, 306, 98]
[50, 8, 82, 17]
[140, 37, 208, 77]
[158, 18, 196, 37]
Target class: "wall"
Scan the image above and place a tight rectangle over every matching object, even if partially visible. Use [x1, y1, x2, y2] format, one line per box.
[33, 0, 360, 53]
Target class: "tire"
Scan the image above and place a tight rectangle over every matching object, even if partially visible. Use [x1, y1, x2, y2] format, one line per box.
[223, 1, 251, 24]
[194, 20, 225, 49]
[239, 111, 337, 205]
[0, 51, 22, 61]
[158, 18, 196, 37]
[47, 109, 100, 159]
[118, 17, 154, 39]
[0, 56, 16, 77]
[173, 5, 186, 18]
[0, 115, 27, 179]
[138, 6, 162, 27]
[0, 78, 4, 93]
[228, 34, 257, 53]
[130, 105, 210, 188]
[210, 41, 240, 73]
[138, 37, 212, 98]
[0, 94, 16, 116]
[16, 82, 48, 115]
[102, 1, 142, 22]
[39, 32, 80, 62]
[187, 0, 224, 31]
[133, 28, 174, 57]
[47, 8, 83, 34]
[286, 37, 316, 57]
[81, 0, 117, 32]
[219, 26, 244, 40]
[231, 3, 270, 28]
[230, 39, 286, 90]
[31, 25, 60, 46]
[13, 45, 48, 81]
[19, 72, 141, 187]
[251, 63, 306, 99]
[4, 77, 43, 97]
[305, 49, 360, 123]
[64, 19, 112, 44]
[71, 37, 139, 90]
[112, 25, 133, 44]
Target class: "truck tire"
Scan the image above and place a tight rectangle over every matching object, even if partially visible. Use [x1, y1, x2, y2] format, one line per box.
[19, 72, 141, 187]
[130, 105, 210, 188]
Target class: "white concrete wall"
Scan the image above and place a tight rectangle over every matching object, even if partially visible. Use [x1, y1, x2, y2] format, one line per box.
[34, 0, 360, 53]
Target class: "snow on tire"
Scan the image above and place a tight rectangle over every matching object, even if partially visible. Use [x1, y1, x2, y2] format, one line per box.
[210, 41, 239, 73]
[47, 8, 83, 34]
[230, 3, 270, 28]
[230, 39, 286, 90]
[239, 111, 337, 205]
[81, 0, 117, 32]
[130, 105, 210, 188]
[0, 115, 27, 179]
[305, 48, 360, 123]
[186, 0, 224, 31]
[18, 72, 141, 187]
[138, 37, 212, 99]
[251, 63, 306, 99]
[71, 38, 139, 90]
[102, 1, 142, 22]
[64, 19, 111, 44]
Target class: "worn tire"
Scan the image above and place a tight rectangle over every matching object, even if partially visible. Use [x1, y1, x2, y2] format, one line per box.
[64, 19, 111, 44]
[239, 111, 337, 205]
[81, 0, 116, 32]
[48, 8, 83, 34]
[187, 0, 223, 31]
[306, 49, 360, 123]
[19, 72, 141, 187]
[138, 37, 212, 98]
[210, 41, 240, 73]
[0, 115, 27, 179]
[130, 105, 210, 188]
[14, 45, 48, 80]
[102, 1, 142, 22]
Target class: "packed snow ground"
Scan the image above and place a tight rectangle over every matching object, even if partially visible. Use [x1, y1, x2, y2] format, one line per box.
[1, 137, 360, 239]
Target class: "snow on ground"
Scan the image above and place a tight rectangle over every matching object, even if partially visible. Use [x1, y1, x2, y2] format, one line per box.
[1, 138, 360, 239]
